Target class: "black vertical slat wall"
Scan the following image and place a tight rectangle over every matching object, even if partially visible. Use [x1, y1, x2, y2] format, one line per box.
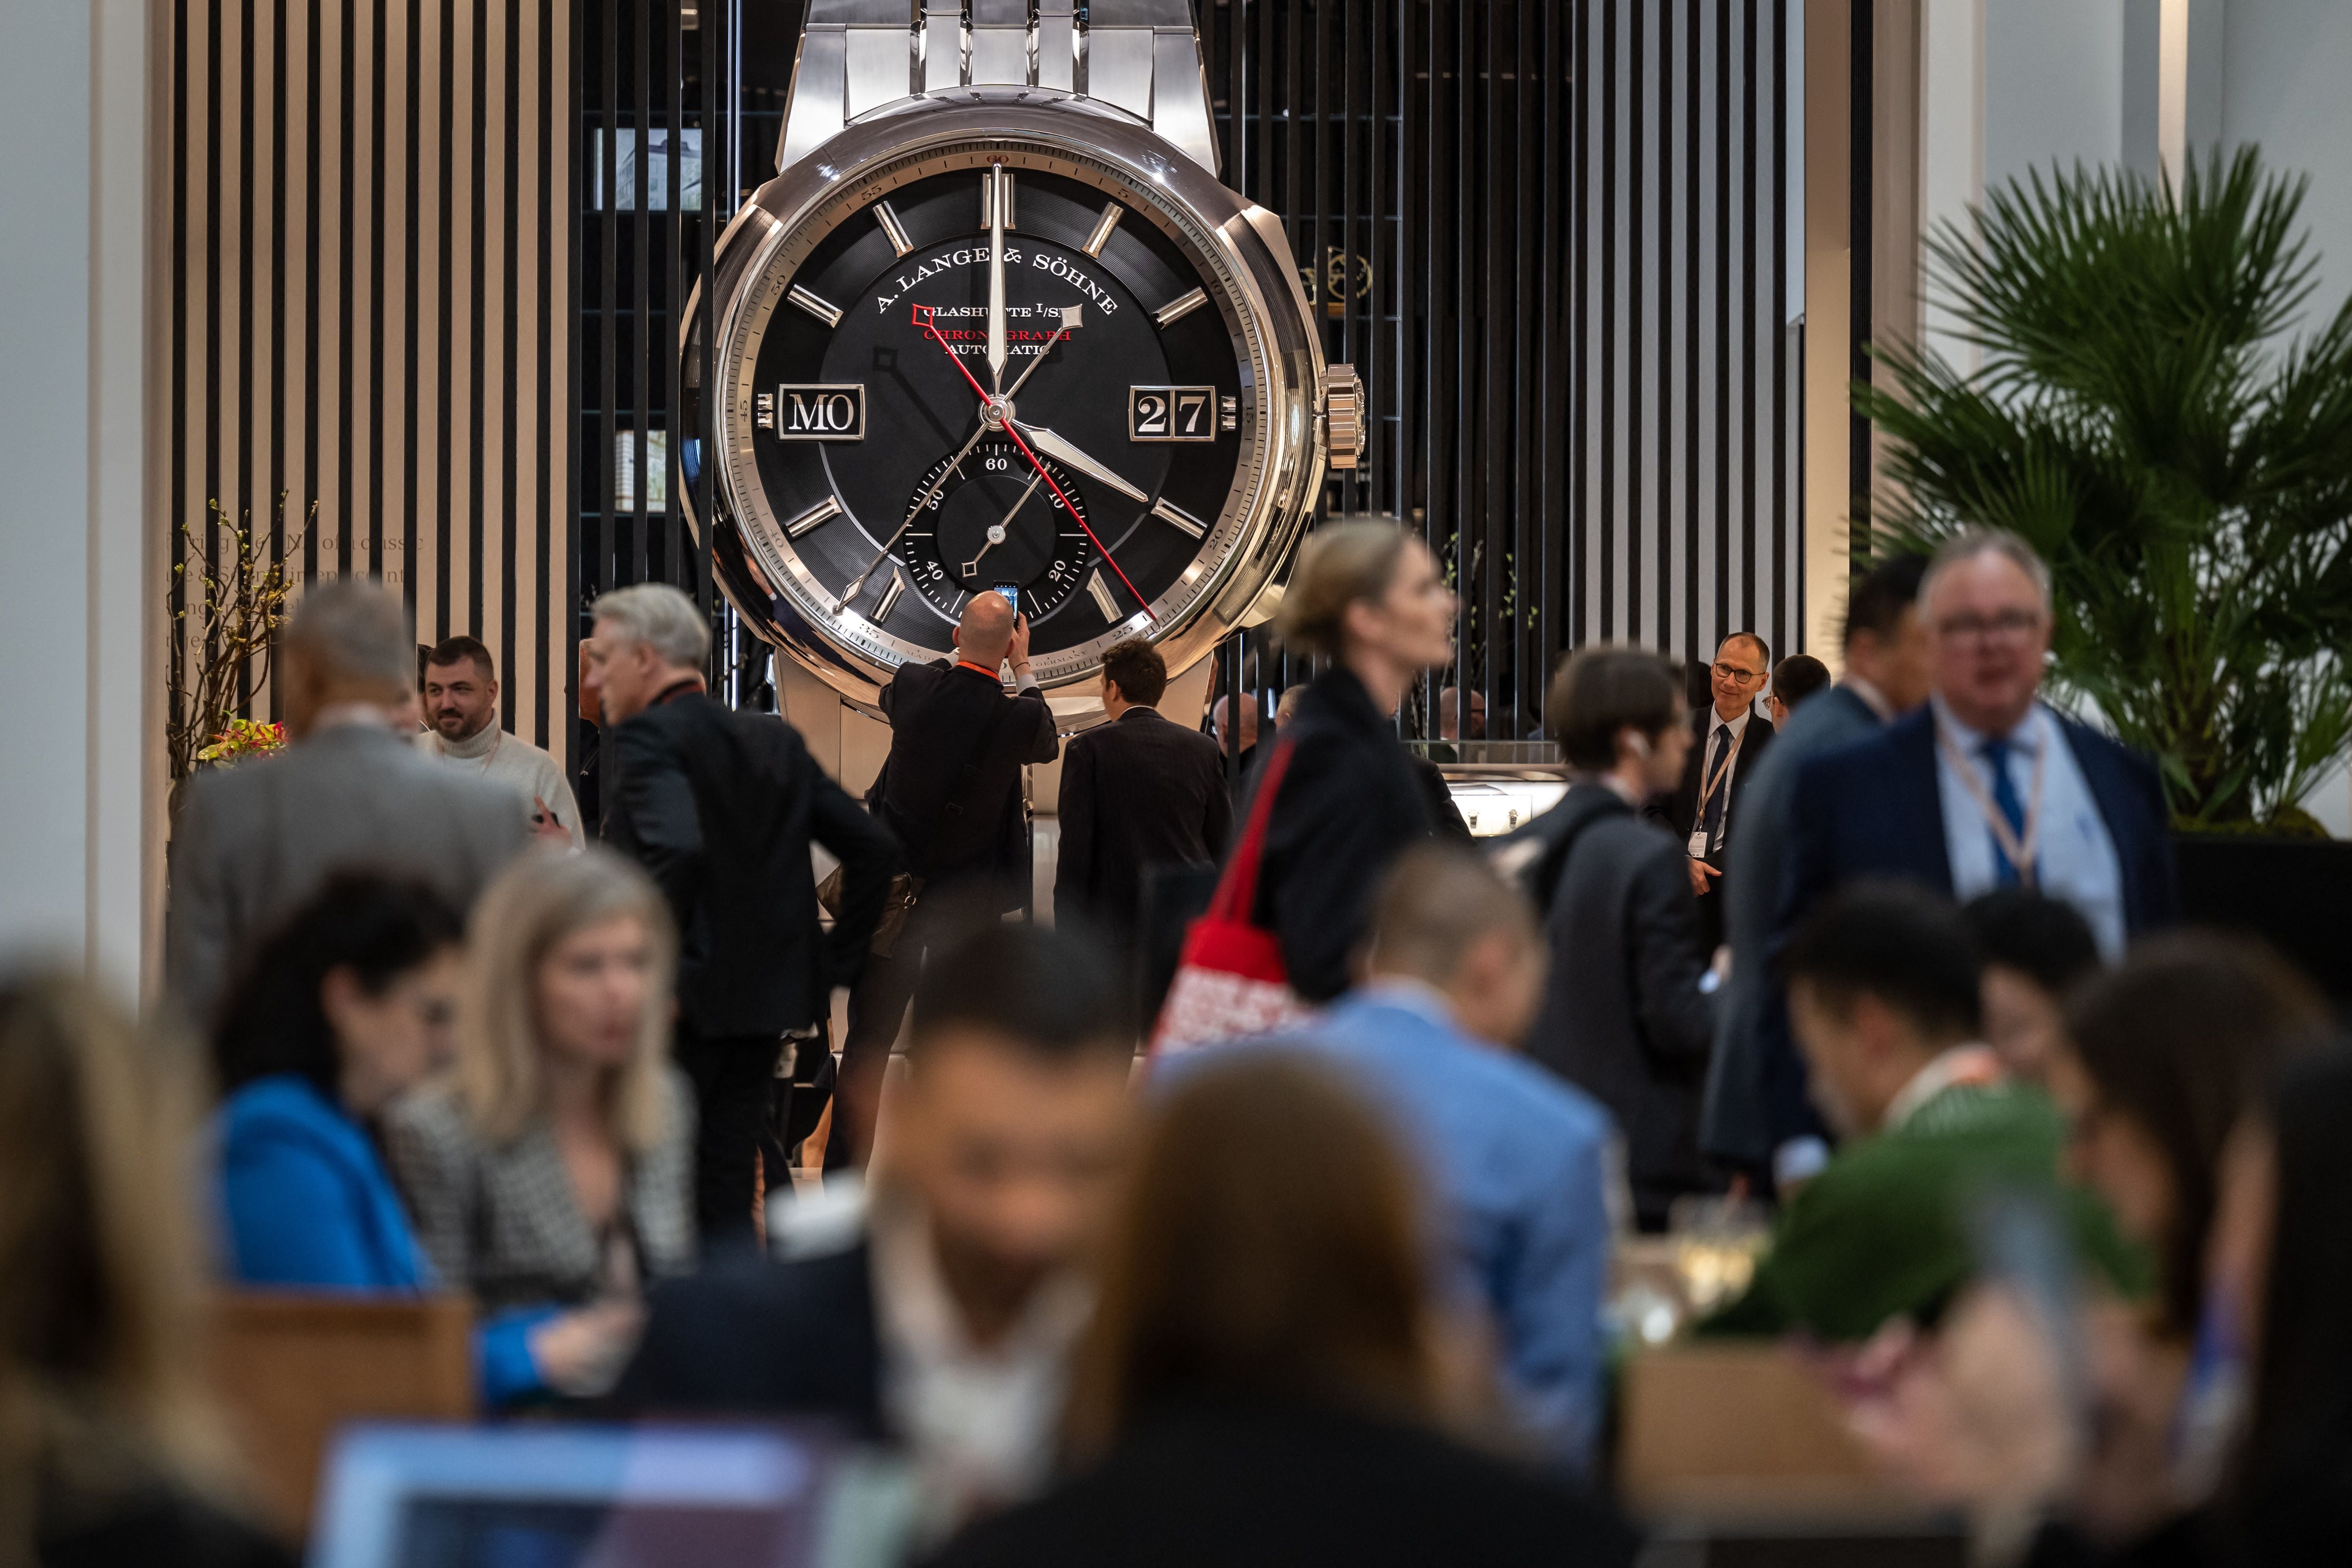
[575, 1, 1798, 750]
[1200, 0, 1800, 742]
[573, 0, 799, 769]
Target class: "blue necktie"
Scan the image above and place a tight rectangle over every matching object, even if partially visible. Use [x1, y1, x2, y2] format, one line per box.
[1979, 734, 2028, 886]
[1700, 724, 1733, 851]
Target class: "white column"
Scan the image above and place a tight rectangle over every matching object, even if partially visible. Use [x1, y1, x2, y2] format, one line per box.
[0, 1, 158, 997]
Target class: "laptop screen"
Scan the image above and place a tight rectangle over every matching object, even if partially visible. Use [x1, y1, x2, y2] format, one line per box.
[310, 1423, 914, 1568]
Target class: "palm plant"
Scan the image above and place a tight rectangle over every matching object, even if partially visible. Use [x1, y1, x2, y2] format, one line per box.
[1861, 147, 2352, 833]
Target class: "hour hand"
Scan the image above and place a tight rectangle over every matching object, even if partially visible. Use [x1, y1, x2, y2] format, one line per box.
[1009, 422, 1147, 504]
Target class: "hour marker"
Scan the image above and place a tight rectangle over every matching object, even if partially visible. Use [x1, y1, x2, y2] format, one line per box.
[1152, 497, 1207, 539]
[783, 495, 842, 538]
[874, 200, 913, 257]
[787, 284, 842, 327]
[1154, 287, 1208, 327]
[980, 168, 1015, 229]
[1082, 202, 1125, 258]
[1085, 568, 1120, 620]
[872, 570, 906, 622]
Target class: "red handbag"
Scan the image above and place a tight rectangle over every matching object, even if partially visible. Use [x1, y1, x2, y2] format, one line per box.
[1149, 740, 1311, 1057]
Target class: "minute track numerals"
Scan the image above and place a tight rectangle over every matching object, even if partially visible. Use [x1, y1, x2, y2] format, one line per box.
[893, 438, 1095, 621]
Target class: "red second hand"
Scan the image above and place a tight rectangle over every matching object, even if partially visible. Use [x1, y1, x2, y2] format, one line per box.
[997, 422, 1156, 623]
[913, 303, 1155, 623]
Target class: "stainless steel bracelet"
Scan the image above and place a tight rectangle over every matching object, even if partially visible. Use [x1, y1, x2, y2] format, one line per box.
[779, 0, 1217, 178]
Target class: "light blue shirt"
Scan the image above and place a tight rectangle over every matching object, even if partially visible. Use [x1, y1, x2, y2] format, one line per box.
[1159, 985, 1615, 1472]
[1931, 696, 2126, 957]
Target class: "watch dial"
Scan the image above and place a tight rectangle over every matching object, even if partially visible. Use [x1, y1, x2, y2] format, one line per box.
[716, 145, 1269, 685]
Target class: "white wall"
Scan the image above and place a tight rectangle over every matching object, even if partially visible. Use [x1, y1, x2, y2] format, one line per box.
[2220, 0, 2352, 323]
[1982, 0, 2125, 190]
[0, 2, 155, 993]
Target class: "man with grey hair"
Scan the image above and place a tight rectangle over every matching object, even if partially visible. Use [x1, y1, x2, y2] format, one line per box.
[588, 582, 897, 1243]
[1771, 528, 2175, 1025]
[167, 578, 527, 1024]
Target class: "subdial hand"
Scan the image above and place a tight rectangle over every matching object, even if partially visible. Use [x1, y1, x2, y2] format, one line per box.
[841, 417, 991, 606]
[964, 470, 1044, 574]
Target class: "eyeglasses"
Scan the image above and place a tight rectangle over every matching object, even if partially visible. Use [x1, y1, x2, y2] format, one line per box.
[1711, 663, 1765, 685]
[1935, 608, 2046, 645]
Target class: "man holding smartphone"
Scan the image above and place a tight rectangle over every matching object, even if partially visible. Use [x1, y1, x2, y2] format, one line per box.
[838, 590, 1061, 1163]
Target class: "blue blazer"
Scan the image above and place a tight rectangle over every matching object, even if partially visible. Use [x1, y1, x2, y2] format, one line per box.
[213, 1073, 555, 1406]
[215, 1074, 429, 1289]
[1779, 704, 2180, 938]
[1164, 993, 1616, 1472]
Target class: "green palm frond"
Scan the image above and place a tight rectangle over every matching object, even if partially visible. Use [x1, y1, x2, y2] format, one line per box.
[1860, 147, 2352, 832]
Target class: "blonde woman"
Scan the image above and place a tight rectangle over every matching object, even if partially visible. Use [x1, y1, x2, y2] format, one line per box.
[0, 973, 289, 1565]
[385, 848, 694, 1406]
[1251, 520, 1459, 1003]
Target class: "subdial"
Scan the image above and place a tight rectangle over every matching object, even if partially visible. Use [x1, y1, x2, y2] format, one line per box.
[897, 437, 1095, 620]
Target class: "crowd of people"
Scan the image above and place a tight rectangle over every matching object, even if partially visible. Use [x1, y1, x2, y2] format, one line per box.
[6, 519, 2351, 1566]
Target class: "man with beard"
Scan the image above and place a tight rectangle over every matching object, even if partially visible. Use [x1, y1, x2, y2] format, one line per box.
[416, 634, 582, 847]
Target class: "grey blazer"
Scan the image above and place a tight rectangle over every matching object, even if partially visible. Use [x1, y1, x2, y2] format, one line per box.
[382, 1070, 697, 1314]
[167, 722, 528, 1026]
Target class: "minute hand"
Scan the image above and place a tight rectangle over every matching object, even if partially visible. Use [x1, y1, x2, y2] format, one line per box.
[1009, 422, 1148, 504]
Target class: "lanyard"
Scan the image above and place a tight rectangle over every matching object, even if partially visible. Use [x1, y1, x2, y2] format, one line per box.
[1935, 718, 2048, 887]
[1693, 720, 1747, 819]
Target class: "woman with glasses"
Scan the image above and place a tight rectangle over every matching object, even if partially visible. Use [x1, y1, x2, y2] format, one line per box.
[211, 871, 465, 1290]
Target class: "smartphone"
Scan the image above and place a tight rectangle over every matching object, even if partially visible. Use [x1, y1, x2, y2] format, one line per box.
[992, 582, 1022, 612]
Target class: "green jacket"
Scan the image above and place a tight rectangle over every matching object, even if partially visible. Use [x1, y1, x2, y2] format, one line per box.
[1702, 1081, 2144, 1342]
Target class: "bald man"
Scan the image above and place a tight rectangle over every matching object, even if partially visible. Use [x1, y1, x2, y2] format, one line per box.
[838, 591, 1061, 1162]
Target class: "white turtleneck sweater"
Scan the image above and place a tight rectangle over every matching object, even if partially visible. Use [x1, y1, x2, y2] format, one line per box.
[413, 720, 584, 847]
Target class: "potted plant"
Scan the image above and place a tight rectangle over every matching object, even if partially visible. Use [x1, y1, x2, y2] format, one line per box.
[1860, 148, 2352, 995]
[167, 497, 310, 826]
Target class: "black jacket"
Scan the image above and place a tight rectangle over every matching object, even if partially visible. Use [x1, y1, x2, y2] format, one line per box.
[1520, 782, 1720, 1227]
[1248, 668, 1434, 1003]
[876, 661, 1060, 901]
[604, 685, 898, 1037]
[1645, 706, 1776, 851]
[612, 1238, 886, 1435]
[1053, 707, 1232, 939]
[930, 1400, 1639, 1568]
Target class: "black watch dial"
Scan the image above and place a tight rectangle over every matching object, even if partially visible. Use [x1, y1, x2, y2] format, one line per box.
[715, 144, 1265, 684]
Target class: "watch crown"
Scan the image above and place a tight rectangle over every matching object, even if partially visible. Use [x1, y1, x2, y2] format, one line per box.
[1322, 363, 1365, 470]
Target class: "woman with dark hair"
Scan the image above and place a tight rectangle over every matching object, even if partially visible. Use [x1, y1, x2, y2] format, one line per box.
[211, 872, 464, 1287]
[1249, 520, 1459, 1003]
[932, 1054, 1637, 1568]
[1965, 889, 2102, 1087]
[2210, 1041, 2352, 1562]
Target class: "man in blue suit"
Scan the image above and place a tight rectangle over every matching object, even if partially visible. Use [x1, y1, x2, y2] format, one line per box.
[1168, 844, 1615, 1474]
[1702, 555, 1933, 1185]
[1775, 527, 2177, 1053]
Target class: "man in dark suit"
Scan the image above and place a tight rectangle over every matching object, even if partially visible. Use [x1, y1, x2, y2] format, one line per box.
[840, 590, 1061, 1162]
[588, 583, 897, 1245]
[1644, 632, 1775, 951]
[1053, 639, 1231, 944]
[616, 924, 1135, 1520]
[1700, 555, 1933, 1184]
[1513, 647, 1719, 1230]
[1772, 529, 2178, 1149]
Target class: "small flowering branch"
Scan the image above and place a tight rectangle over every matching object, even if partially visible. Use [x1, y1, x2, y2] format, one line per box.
[167, 496, 311, 823]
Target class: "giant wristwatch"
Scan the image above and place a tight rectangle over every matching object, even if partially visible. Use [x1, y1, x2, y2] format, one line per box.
[682, 0, 1362, 715]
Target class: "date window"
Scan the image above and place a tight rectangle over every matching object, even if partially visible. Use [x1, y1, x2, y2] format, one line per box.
[1128, 385, 1218, 442]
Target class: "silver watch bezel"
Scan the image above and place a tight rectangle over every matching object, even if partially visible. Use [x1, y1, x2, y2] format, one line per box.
[684, 93, 1327, 717]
